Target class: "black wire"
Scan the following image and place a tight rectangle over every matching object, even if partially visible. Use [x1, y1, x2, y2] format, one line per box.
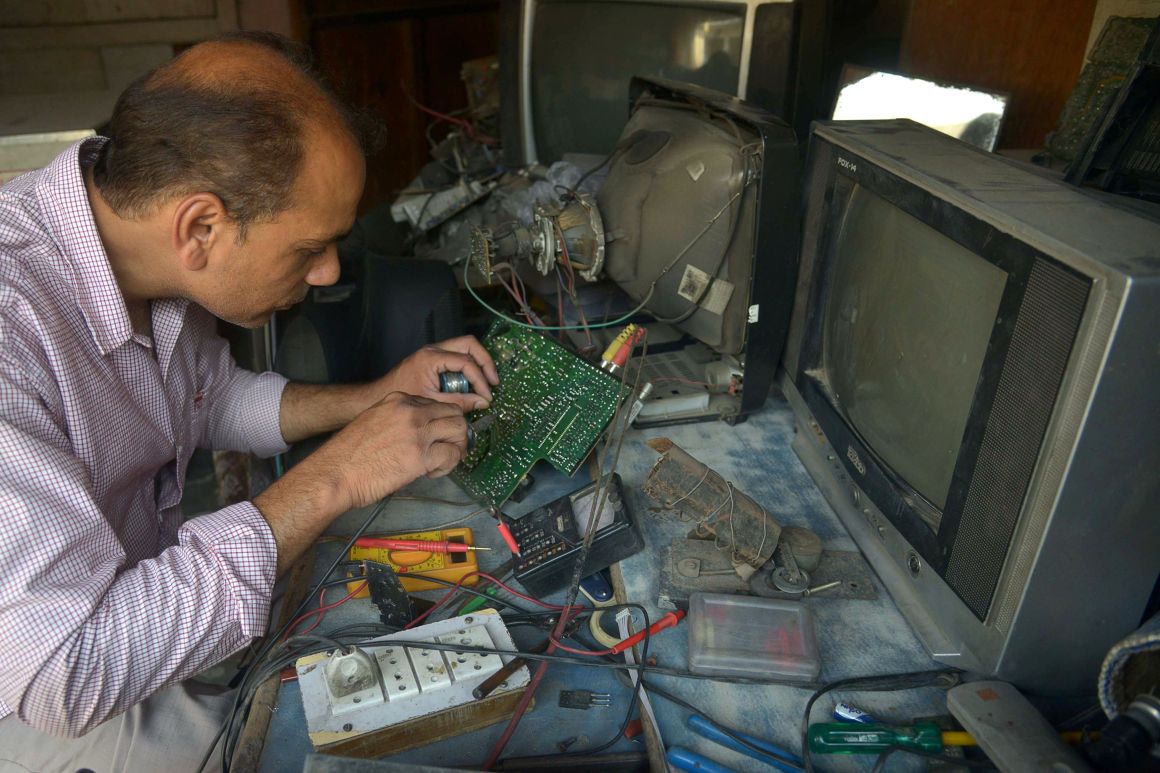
[489, 328, 642, 769]
[312, 619, 822, 686]
[557, 602, 651, 758]
[205, 497, 393, 773]
[271, 500, 394, 665]
[799, 669, 963, 773]
[650, 168, 754, 326]
[279, 617, 828, 686]
[408, 194, 434, 244]
[282, 633, 352, 657]
[496, 335, 642, 764]
[202, 617, 827, 758]
[558, 146, 622, 202]
[318, 575, 363, 591]
[278, 603, 653, 761]
[870, 745, 996, 772]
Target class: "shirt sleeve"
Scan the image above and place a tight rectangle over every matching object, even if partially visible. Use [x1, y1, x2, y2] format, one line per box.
[0, 350, 278, 737]
[193, 310, 290, 459]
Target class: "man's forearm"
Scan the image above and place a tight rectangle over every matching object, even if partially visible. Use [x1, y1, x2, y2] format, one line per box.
[253, 455, 346, 575]
[278, 381, 376, 444]
[255, 392, 469, 575]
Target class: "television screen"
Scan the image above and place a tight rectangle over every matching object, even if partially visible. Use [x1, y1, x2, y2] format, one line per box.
[822, 186, 1007, 512]
[783, 119, 1160, 694]
[529, 1, 745, 162]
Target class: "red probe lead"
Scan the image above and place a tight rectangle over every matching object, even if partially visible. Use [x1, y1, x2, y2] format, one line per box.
[353, 538, 490, 553]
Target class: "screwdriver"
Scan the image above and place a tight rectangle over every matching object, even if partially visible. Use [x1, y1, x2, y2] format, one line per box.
[809, 722, 944, 754]
[809, 721, 1094, 755]
[353, 538, 490, 554]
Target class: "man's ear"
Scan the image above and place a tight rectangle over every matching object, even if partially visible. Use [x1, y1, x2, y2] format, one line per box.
[172, 193, 228, 271]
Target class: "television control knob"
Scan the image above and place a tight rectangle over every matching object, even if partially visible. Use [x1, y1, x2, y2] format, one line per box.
[906, 551, 922, 576]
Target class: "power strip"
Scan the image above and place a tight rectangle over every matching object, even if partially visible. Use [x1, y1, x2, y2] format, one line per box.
[296, 611, 529, 748]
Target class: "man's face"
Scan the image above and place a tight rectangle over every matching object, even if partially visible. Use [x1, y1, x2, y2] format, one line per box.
[199, 127, 366, 328]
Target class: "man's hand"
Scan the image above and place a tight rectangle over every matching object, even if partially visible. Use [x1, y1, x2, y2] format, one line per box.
[277, 335, 500, 445]
[254, 392, 468, 574]
[373, 335, 500, 412]
[322, 392, 468, 510]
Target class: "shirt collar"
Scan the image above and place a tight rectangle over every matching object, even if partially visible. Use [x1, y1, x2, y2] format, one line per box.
[34, 137, 164, 355]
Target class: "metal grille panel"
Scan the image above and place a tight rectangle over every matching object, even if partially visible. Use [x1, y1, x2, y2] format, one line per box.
[945, 259, 1089, 620]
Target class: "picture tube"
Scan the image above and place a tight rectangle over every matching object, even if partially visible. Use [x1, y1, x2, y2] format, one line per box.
[822, 186, 1007, 510]
[530, 1, 744, 163]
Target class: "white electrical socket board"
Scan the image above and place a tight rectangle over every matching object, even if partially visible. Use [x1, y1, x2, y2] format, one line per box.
[296, 611, 530, 747]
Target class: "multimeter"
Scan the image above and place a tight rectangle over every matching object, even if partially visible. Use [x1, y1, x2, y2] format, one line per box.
[502, 474, 643, 596]
[346, 527, 480, 593]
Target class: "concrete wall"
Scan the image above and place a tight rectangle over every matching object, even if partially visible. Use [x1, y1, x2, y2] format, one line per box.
[0, 0, 238, 137]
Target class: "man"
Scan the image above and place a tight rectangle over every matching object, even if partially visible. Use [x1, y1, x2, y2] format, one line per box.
[0, 33, 496, 770]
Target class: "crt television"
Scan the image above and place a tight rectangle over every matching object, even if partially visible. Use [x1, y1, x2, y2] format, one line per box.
[599, 77, 799, 425]
[499, 0, 827, 165]
[781, 119, 1160, 696]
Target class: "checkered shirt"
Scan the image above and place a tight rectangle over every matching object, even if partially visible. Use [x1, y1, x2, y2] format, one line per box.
[0, 139, 288, 736]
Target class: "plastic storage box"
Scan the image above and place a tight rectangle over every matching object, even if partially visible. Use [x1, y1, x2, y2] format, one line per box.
[687, 592, 820, 681]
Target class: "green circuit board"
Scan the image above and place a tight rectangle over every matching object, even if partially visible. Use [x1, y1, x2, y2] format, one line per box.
[450, 321, 624, 507]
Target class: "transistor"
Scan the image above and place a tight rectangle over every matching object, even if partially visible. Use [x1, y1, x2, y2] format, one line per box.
[558, 689, 612, 710]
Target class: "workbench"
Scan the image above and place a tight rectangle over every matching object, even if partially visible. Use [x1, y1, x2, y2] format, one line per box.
[250, 386, 951, 772]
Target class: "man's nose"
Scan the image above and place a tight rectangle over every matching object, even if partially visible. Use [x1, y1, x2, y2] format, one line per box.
[305, 247, 340, 287]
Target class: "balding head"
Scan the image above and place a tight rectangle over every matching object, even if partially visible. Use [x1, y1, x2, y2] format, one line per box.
[93, 32, 364, 238]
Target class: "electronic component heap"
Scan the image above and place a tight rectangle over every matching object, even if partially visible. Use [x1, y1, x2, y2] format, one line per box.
[450, 321, 623, 507]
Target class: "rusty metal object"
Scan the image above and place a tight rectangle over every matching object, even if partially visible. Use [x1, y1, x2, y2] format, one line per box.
[780, 525, 824, 572]
[771, 539, 810, 593]
[642, 438, 781, 571]
[659, 539, 879, 607]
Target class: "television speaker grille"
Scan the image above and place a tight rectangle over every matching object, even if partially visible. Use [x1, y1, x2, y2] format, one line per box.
[944, 258, 1089, 622]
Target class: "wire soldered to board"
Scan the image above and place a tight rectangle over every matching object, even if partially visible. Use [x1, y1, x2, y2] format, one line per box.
[450, 321, 624, 507]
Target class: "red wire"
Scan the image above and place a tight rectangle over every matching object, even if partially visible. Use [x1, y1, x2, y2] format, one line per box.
[400, 78, 499, 145]
[483, 614, 569, 769]
[284, 580, 368, 640]
[555, 222, 578, 295]
[554, 223, 592, 344]
[404, 570, 583, 631]
[473, 571, 588, 612]
[491, 264, 538, 325]
[404, 574, 471, 629]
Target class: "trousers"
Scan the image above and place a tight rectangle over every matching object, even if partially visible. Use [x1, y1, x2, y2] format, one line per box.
[0, 682, 233, 773]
